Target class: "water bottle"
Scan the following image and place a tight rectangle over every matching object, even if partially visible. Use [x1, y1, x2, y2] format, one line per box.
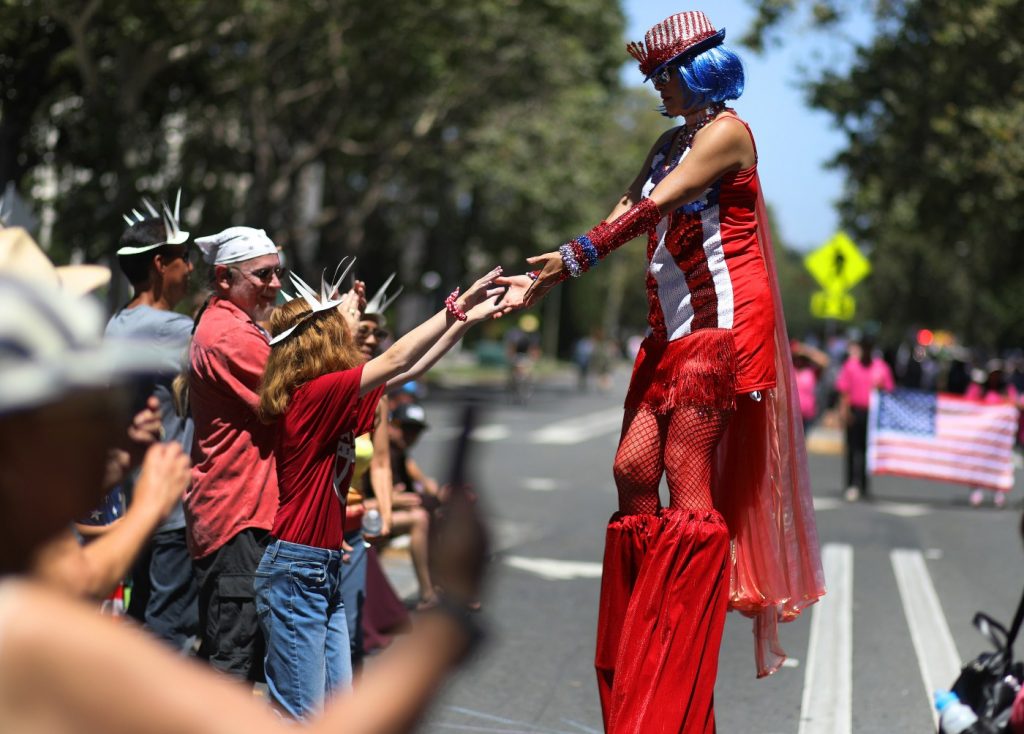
[935, 690, 979, 734]
[361, 508, 382, 536]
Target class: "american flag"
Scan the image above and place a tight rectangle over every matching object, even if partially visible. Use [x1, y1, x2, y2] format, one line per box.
[868, 388, 1020, 491]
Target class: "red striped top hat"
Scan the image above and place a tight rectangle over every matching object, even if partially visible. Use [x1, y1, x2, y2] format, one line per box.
[627, 11, 726, 80]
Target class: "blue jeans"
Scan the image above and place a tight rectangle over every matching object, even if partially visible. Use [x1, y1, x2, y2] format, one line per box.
[254, 539, 351, 719]
[340, 529, 368, 668]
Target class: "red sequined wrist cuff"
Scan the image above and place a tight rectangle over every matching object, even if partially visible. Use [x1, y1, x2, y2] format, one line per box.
[588, 198, 662, 259]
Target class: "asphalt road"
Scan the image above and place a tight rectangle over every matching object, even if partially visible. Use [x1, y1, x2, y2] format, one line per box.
[383, 367, 1024, 734]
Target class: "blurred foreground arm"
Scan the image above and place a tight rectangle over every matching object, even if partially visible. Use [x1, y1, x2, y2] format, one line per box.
[1, 450, 488, 733]
[31, 443, 190, 599]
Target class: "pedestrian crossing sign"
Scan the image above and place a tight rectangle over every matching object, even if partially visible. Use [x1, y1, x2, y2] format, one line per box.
[804, 232, 871, 294]
[810, 290, 856, 320]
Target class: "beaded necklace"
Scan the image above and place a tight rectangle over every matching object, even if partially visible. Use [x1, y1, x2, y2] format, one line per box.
[663, 102, 727, 170]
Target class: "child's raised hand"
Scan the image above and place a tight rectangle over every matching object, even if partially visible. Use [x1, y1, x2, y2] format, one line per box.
[457, 267, 504, 310]
[456, 267, 508, 322]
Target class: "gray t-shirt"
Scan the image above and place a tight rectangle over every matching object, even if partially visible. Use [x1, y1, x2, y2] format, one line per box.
[105, 305, 194, 531]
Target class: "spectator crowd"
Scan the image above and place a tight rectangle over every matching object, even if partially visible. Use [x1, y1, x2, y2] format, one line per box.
[0, 192, 499, 731]
[792, 327, 1024, 506]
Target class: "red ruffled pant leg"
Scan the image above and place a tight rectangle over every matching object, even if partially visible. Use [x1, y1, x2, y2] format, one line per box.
[595, 510, 730, 734]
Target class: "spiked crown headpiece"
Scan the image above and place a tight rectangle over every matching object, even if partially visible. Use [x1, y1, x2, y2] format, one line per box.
[362, 273, 403, 326]
[269, 257, 357, 346]
[116, 189, 190, 255]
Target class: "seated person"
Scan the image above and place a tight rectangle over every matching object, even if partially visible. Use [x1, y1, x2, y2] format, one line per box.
[371, 402, 439, 608]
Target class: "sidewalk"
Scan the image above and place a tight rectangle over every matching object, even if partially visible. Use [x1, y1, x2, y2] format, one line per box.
[806, 424, 842, 455]
[377, 538, 419, 601]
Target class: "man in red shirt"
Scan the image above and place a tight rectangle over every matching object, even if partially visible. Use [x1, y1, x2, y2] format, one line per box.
[186, 226, 282, 680]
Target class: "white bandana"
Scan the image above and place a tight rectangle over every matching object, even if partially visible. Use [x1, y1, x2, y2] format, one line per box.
[195, 226, 278, 265]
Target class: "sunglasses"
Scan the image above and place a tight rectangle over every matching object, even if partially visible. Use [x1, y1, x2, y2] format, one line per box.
[650, 65, 678, 86]
[232, 265, 284, 283]
[357, 326, 390, 341]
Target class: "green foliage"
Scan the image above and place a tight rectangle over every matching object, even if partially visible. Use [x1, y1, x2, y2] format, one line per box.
[0, 0, 826, 348]
[0, 2, 629, 309]
[746, 0, 1024, 348]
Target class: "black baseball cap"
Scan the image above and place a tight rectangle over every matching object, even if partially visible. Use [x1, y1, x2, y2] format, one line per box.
[392, 402, 428, 429]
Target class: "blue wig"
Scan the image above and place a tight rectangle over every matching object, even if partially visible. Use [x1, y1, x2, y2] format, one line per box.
[677, 46, 745, 110]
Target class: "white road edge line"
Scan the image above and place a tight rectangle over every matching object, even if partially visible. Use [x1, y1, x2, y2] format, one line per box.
[528, 407, 624, 445]
[890, 548, 961, 729]
[503, 556, 604, 581]
[798, 543, 852, 734]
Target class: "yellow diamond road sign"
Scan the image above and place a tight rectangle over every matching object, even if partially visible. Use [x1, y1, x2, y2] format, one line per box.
[810, 290, 856, 321]
[804, 232, 871, 294]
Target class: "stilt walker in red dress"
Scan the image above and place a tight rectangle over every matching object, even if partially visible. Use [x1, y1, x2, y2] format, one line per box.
[499, 10, 826, 733]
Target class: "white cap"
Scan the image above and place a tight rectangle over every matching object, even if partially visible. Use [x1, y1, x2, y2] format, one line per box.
[195, 226, 278, 265]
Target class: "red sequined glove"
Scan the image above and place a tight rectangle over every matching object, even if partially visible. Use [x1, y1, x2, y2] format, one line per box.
[560, 197, 662, 278]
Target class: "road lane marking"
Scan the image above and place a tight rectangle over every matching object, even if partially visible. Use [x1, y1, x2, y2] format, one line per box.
[420, 424, 508, 442]
[523, 477, 557, 492]
[504, 556, 603, 580]
[443, 706, 581, 734]
[813, 497, 843, 511]
[472, 424, 510, 442]
[890, 548, 961, 728]
[874, 502, 931, 518]
[799, 543, 852, 734]
[528, 407, 624, 445]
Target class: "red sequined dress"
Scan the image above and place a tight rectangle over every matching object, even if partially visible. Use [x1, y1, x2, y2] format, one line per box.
[594, 116, 824, 733]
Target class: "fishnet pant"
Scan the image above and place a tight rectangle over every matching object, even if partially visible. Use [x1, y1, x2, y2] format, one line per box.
[612, 405, 733, 514]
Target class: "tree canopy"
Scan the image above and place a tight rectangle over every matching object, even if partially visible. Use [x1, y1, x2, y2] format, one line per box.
[2, 1, 828, 349]
[745, 0, 1024, 348]
[0, 1, 648, 332]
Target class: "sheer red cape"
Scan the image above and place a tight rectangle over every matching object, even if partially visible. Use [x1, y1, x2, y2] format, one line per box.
[712, 177, 826, 677]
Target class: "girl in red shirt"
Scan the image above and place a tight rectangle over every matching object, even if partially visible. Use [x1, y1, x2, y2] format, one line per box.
[254, 268, 504, 718]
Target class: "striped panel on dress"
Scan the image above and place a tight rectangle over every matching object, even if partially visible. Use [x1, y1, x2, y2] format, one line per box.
[646, 202, 735, 341]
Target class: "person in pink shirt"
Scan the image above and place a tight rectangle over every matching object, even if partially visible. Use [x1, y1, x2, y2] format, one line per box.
[835, 335, 894, 501]
[792, 341, 829, 433]
[186, 226, 282, 681]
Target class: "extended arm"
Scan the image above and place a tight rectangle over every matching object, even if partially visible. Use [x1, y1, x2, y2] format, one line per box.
[504, 128, 673, 310]
[0, 580, 478, 734]
[367, 398, 393, 537]
[360, 268, 504, 396]
[384, 316, 473, 391]
[0, 447, 488, 734]
[519, 119, 754, 306]
[31, 443, 190, 600]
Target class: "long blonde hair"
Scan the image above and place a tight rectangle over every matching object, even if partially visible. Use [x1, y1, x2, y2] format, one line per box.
[258, 300, 364, 422]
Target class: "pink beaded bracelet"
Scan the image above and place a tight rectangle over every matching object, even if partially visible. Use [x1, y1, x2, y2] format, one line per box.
[445, 288, 468, 322]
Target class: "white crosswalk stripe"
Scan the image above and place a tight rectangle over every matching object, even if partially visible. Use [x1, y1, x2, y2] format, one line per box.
[891, 548, 962, 728]
[799, 543, 853, 734]
[499, 541, 963, 734]
[528, 407, 624, 445]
